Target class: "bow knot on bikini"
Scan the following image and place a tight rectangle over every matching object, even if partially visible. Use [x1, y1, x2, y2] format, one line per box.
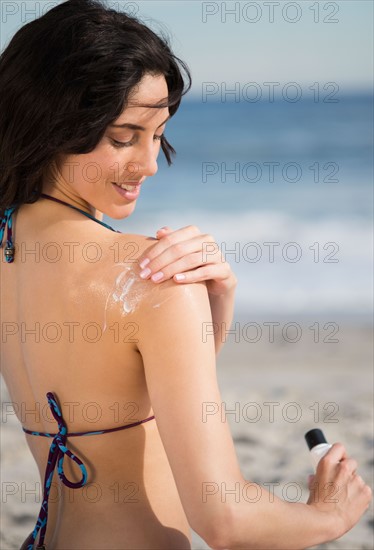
[45, 392, 88, 489]
[24, 392, 88, 550]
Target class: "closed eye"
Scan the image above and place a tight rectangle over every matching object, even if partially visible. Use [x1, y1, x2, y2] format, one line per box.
[111, 134, 164, 149]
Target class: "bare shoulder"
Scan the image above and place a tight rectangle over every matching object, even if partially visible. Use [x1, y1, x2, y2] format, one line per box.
[111, 231, 210, 303]
[102, 231, 210, 326]
[109, 231, 158, 262]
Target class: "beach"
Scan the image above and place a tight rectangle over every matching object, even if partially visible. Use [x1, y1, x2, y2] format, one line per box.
[1, 322, 373, 549]
[0, 0, 372, 547]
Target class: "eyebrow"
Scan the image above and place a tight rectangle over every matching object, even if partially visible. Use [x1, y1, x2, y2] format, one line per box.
[110, 114, 171, 130]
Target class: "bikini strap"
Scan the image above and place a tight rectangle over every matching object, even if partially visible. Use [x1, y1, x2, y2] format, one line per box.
[23, 392, 155, 549]
[0, 205, 17, 263]
[23, 413, 156, 438]
[40, 193, 121, 233]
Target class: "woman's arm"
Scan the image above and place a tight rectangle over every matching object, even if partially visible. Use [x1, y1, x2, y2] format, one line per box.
[137, 225, 238, 355]
[132, 277, 371, 549]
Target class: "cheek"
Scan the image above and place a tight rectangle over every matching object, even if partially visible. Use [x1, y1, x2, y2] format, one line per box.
[66, 146, 122, 188]
[93, 142, 132, 182]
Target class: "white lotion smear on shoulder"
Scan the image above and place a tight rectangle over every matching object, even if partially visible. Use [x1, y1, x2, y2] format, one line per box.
[111, 267, 143, 314]
[102, 264, 174, 331]
[103, 265, 145, 330]
[102, 261, 199, 331]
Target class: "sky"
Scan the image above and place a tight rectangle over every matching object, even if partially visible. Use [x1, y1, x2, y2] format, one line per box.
[0, 1, 372, 97]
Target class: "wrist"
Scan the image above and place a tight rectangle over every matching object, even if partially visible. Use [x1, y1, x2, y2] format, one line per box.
[307, 502, 342, 542]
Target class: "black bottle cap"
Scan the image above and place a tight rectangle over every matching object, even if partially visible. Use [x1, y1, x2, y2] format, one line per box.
[305, 429, 328, 450]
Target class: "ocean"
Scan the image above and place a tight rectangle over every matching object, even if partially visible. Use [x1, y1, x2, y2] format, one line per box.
[105, 92, 373, 322]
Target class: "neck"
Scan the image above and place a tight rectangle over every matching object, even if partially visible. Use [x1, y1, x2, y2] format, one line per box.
[39, 193, 117, 233]
[41, 188, 97, 218]
[42, 162, 99, 219]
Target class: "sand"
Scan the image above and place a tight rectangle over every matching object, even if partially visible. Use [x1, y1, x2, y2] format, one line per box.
[1, 322, 373, 549]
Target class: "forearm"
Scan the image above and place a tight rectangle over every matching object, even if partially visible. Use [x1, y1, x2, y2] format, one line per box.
[213, 482, 337, 550]
[208, 282, 237, 356]
[230, 491, 335, 549]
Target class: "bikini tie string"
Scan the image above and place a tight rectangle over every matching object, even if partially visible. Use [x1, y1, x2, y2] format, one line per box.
[26, 392, 88, 550]
[0, 206, 17, 263]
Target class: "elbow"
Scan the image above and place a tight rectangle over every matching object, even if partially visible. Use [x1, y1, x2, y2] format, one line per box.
[197, 505, 234, 550]
[207, 537, 230, 550]
[206, 530, 231, 550]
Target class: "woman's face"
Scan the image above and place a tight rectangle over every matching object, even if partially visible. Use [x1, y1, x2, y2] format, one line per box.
[49, 73, 170, 219]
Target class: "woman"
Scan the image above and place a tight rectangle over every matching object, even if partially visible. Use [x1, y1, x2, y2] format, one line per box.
[0, 1, 371, 548]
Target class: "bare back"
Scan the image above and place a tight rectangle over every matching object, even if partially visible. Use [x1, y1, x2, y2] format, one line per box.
[1, 197, 192, 548]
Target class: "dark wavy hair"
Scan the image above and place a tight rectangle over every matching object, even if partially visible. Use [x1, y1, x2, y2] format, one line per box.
[0, 0, 191, 215]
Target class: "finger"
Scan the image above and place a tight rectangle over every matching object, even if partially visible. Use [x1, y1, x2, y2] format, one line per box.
[354, 474, 365, 486]
[159, 252, 208, 281]
[140, 241, 204, 280]
[139, 236, 221, 280]
[308, 474, 316, 489]
[156, 250, 228, 282]
[319, 442, 348, 466]
[154, 225, 203, 248]
[145, 253, 225, 284]
[173, 264, 231, 285]
[138, 225, 207, 267]
[156, 227, 172, 238]
[337, 457, 358, 477]
[307, 474, 315, 489]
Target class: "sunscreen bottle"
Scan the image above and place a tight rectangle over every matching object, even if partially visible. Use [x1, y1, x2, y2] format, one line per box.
[305, 428, 332, 470]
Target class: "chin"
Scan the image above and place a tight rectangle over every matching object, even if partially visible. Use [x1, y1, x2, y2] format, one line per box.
[107, 203, 137, 220]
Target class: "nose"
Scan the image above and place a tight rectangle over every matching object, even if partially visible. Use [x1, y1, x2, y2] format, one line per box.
[130, 144, 159, 180]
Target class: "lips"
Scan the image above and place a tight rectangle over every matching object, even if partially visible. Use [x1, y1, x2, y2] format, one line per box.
[112, 181, 142, 191]
[111, 182, 141, 200]
[112, 176, 145, 189]
[117, 181, 141, 186]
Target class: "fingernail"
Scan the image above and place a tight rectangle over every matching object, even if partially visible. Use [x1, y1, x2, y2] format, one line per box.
[139, 257, 150, 269]
[151, 271, 164, 282]
[157, 227, 169, 233]
[174, 274, 185, 281]
[140, 267, 151, 279]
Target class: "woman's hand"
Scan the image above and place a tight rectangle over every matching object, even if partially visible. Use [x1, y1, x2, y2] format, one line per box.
[307, 443, 372, 539]
[138, 225, 237, 296]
